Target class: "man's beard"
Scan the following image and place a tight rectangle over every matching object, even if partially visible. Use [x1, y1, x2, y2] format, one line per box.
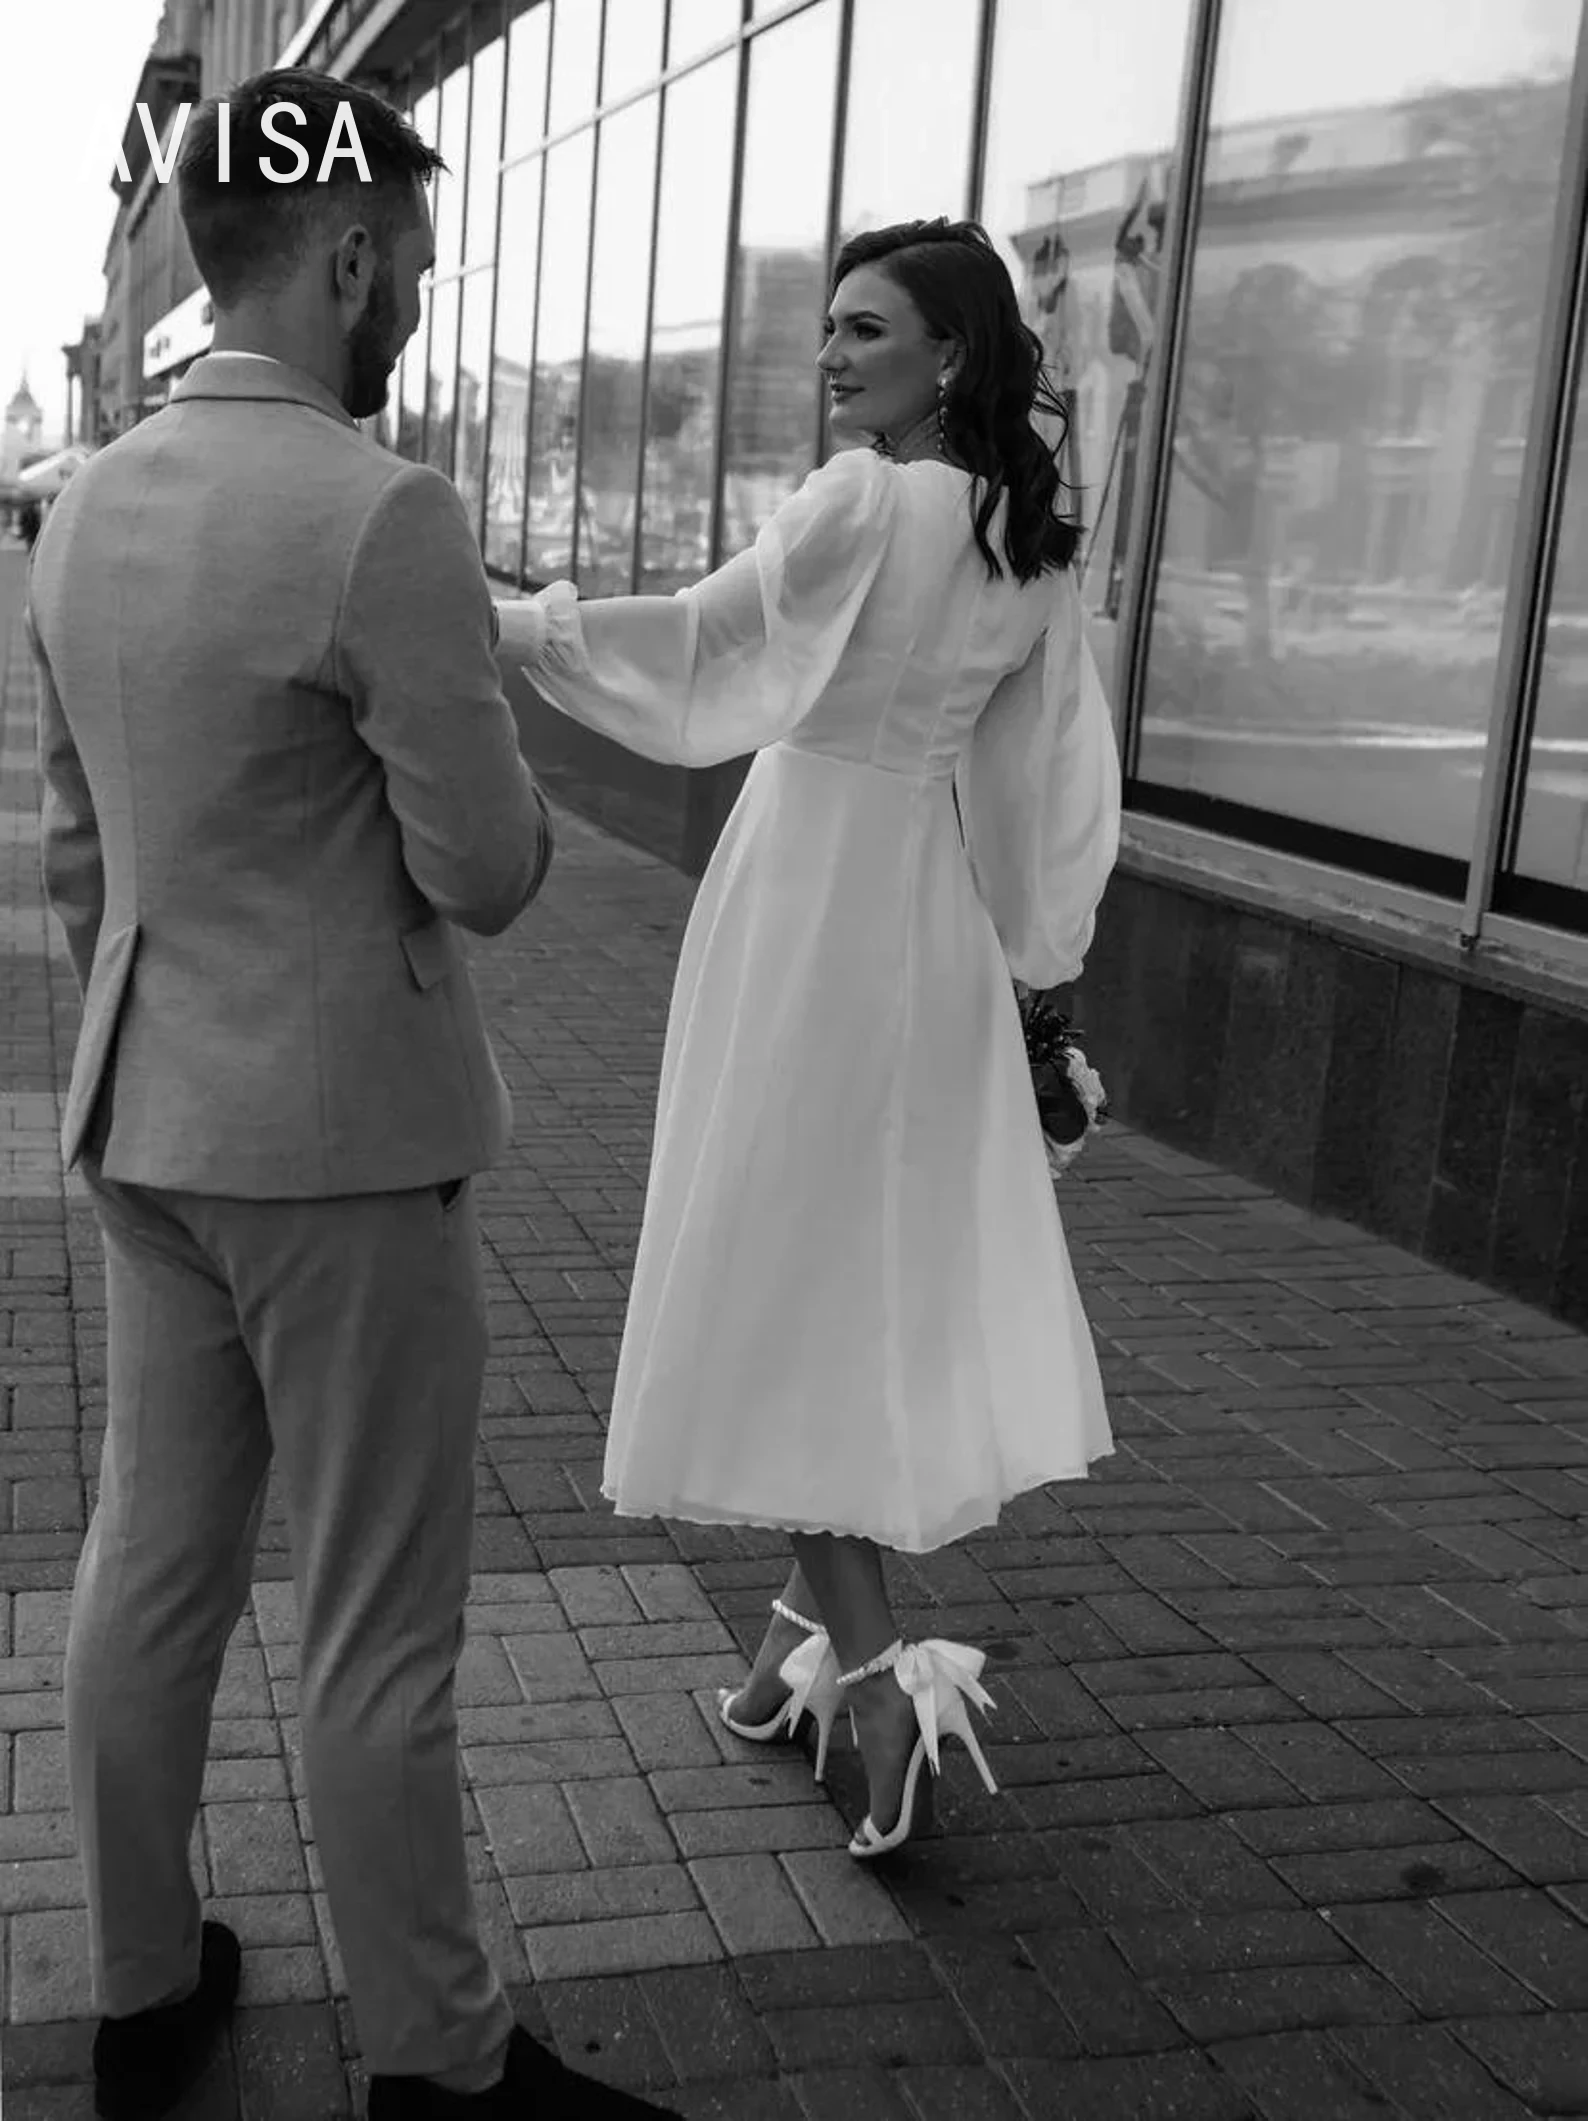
[344, 268, 400, 420]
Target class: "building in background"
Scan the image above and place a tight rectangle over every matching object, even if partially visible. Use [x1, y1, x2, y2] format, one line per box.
[1, 378, 45, 486]
[60, 323, 106, 448]
[90, 1, 318, 429]
[94, 0, 1588, 1323]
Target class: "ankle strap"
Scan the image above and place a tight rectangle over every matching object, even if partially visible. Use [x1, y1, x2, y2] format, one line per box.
[836, 1638, 904, 1688]
[772, 1597, 825, 1636]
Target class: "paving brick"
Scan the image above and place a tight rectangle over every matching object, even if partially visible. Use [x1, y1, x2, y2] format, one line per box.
[1434, 1793, 1588, 1885]
[7, 1905, 91, 2022]
[888, 2062, 1027, 2120]
[735, 1943, 940, 2014]
[1159, 1963, 1413, 2043]
[505, 1861, 698, 1927]
[230, 2002, 349, 2121]
[521, 1909, 722, 1980]
[1232, 1723, 1397, 1802]
[1226, 1798, 1462, 1858]
[632, 1964, 774, 2087]
[998, 2049, 1252, 2121]
[670, 1805, 852, 1860]
[612, 1693, 722, 1771]
[473, 1782, 587, 1874]
[565, 1775, 678, 1866]
[762, 1999, 981, 2074]
[1271, 1840, 1522, 1906]
[1209, 2029, 1415, 2118]
[534, 1973, 679, 2092]
[1020, 1927, 1182, 2055]
[204, 1800, 307, 1897]
[1452, 2013, 1588, 2114]
[688, 1853, 818, 1955]
[1435, 1887, 1588, 2008]
[1331, 2024, 1536, 2118]
[1136, 1727, 1299, 1809]
[1326, 1899, 1537, 2016]
[500, 1630, 603, 1702]
[778, 1849, 913, 1947]
[785, 2065, 916, 2118]
[1108, 1908, 1352, 1982]
[1125, 1819, 1298, 1913]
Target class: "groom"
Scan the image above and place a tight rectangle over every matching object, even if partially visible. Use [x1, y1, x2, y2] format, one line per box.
[27, 67, 672, 2121]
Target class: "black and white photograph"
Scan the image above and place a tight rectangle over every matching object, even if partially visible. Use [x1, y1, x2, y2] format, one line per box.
[1, 0, 1587, 2115]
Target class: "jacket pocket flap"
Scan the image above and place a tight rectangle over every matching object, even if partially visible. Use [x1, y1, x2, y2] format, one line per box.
[401, 920, 451, 991]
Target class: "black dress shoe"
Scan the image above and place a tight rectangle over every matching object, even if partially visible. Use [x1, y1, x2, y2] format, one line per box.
[367, 2024, 680, 2119]
[92, 1920, 242, 2121]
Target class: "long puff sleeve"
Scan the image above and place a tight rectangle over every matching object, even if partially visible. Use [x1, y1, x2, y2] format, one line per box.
[956, 568, 1122, 988]
[495, 447, 897, 768]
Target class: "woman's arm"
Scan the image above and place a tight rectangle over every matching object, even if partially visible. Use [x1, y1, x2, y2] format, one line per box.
[496, 446, 897, 768]
[955, 571, 1122, 988]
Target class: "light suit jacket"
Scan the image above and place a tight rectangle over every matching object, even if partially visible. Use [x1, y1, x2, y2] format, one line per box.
[26, 353, 552, 1197]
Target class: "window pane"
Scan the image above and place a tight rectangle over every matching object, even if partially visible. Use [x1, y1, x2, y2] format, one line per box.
[504, 1, 551, 154]
[434, 51, 470, 276]
[455, 267, 495, 542]
[981, 0, 1190, 669]
[838, 0, 977, 235]
[642, 53, 735, 590]
[466, 28, 506, 265]
[582, 97, 661, 595]
[411, 76, 440, 227]
[1513, 341, 1588, 905]
[526, 131, 596, 578]
[398, 284, 431, 457]
[485, 157, 543, 575]
[722, 2, 838, 554]
[1136, 0, 1584, 870]
[667, 0, 740, 64]
[602, 0, 665, 102]
[550, 0, 603, 131]
[425, 277, 462, 476]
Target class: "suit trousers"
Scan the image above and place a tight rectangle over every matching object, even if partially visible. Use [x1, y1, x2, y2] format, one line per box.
[67, 1164, 517, 2086]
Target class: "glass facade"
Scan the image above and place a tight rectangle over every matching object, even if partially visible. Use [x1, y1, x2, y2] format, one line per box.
[371, 0, 1588, 948]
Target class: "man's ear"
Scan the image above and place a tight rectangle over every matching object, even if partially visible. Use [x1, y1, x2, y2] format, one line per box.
[332, 223, 375, 308]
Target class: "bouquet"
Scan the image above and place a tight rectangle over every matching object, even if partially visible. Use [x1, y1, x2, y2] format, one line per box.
[1016, 986, 1109, 1176]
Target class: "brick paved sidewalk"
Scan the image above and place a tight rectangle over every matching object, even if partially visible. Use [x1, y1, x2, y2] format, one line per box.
[6, 540, 1588, 2120]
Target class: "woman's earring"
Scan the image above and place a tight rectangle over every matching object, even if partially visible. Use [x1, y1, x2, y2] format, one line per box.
[936, 374, 950, 452]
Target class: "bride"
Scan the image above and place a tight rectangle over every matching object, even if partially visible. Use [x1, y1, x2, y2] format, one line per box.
[496, 217, 1120, 1859]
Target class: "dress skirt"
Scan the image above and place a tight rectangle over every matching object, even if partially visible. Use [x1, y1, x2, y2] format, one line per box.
[600, 739, 1114, 1553]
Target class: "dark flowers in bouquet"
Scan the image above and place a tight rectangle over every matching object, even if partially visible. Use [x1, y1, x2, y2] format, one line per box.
[1016, 987, 1108, 1174]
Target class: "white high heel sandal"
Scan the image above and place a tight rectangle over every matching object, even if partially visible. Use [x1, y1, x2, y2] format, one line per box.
[836, 1637, 999, 1859]
[717, 1598, 845, 1783]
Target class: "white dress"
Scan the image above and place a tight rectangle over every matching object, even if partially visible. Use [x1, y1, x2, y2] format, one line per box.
[496, 446, 1121, 1553]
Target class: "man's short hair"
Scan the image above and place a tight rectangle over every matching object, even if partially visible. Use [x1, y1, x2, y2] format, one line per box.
[177, 68, 443, 306]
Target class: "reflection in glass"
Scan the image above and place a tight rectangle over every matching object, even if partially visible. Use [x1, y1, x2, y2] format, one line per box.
[455, 267, 495, 541]
[722, 3, 838, 554]
[411, 78, 440, 229]
[425, 277, 461, 478]
[549, 0, 603, 133]
[582, 97, 661, 595]
[398, 282, 431, 459]
[525, 132, 595, 580]
[1137, 0, 1582, 867]
[666, 0, 741, 64]
[465, 29, 506, 266]
[485, 157, 542, 576]
[982, 0, 1190, 652]
[602, 0, 665, 104]
[1514, 347, 1588, 902]
[434, 55, 469, 276]
[503, 2, 550, 155]
[838, 0, 977, 236]
[642, 55, 735, 590]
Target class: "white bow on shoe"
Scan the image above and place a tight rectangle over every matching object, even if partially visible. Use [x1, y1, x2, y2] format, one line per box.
[837, 1636, 1000, 1860]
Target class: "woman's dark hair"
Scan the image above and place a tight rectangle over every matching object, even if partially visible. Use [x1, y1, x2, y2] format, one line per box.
[829, 218, 1081, 583]
[178, 69, 443, 307]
